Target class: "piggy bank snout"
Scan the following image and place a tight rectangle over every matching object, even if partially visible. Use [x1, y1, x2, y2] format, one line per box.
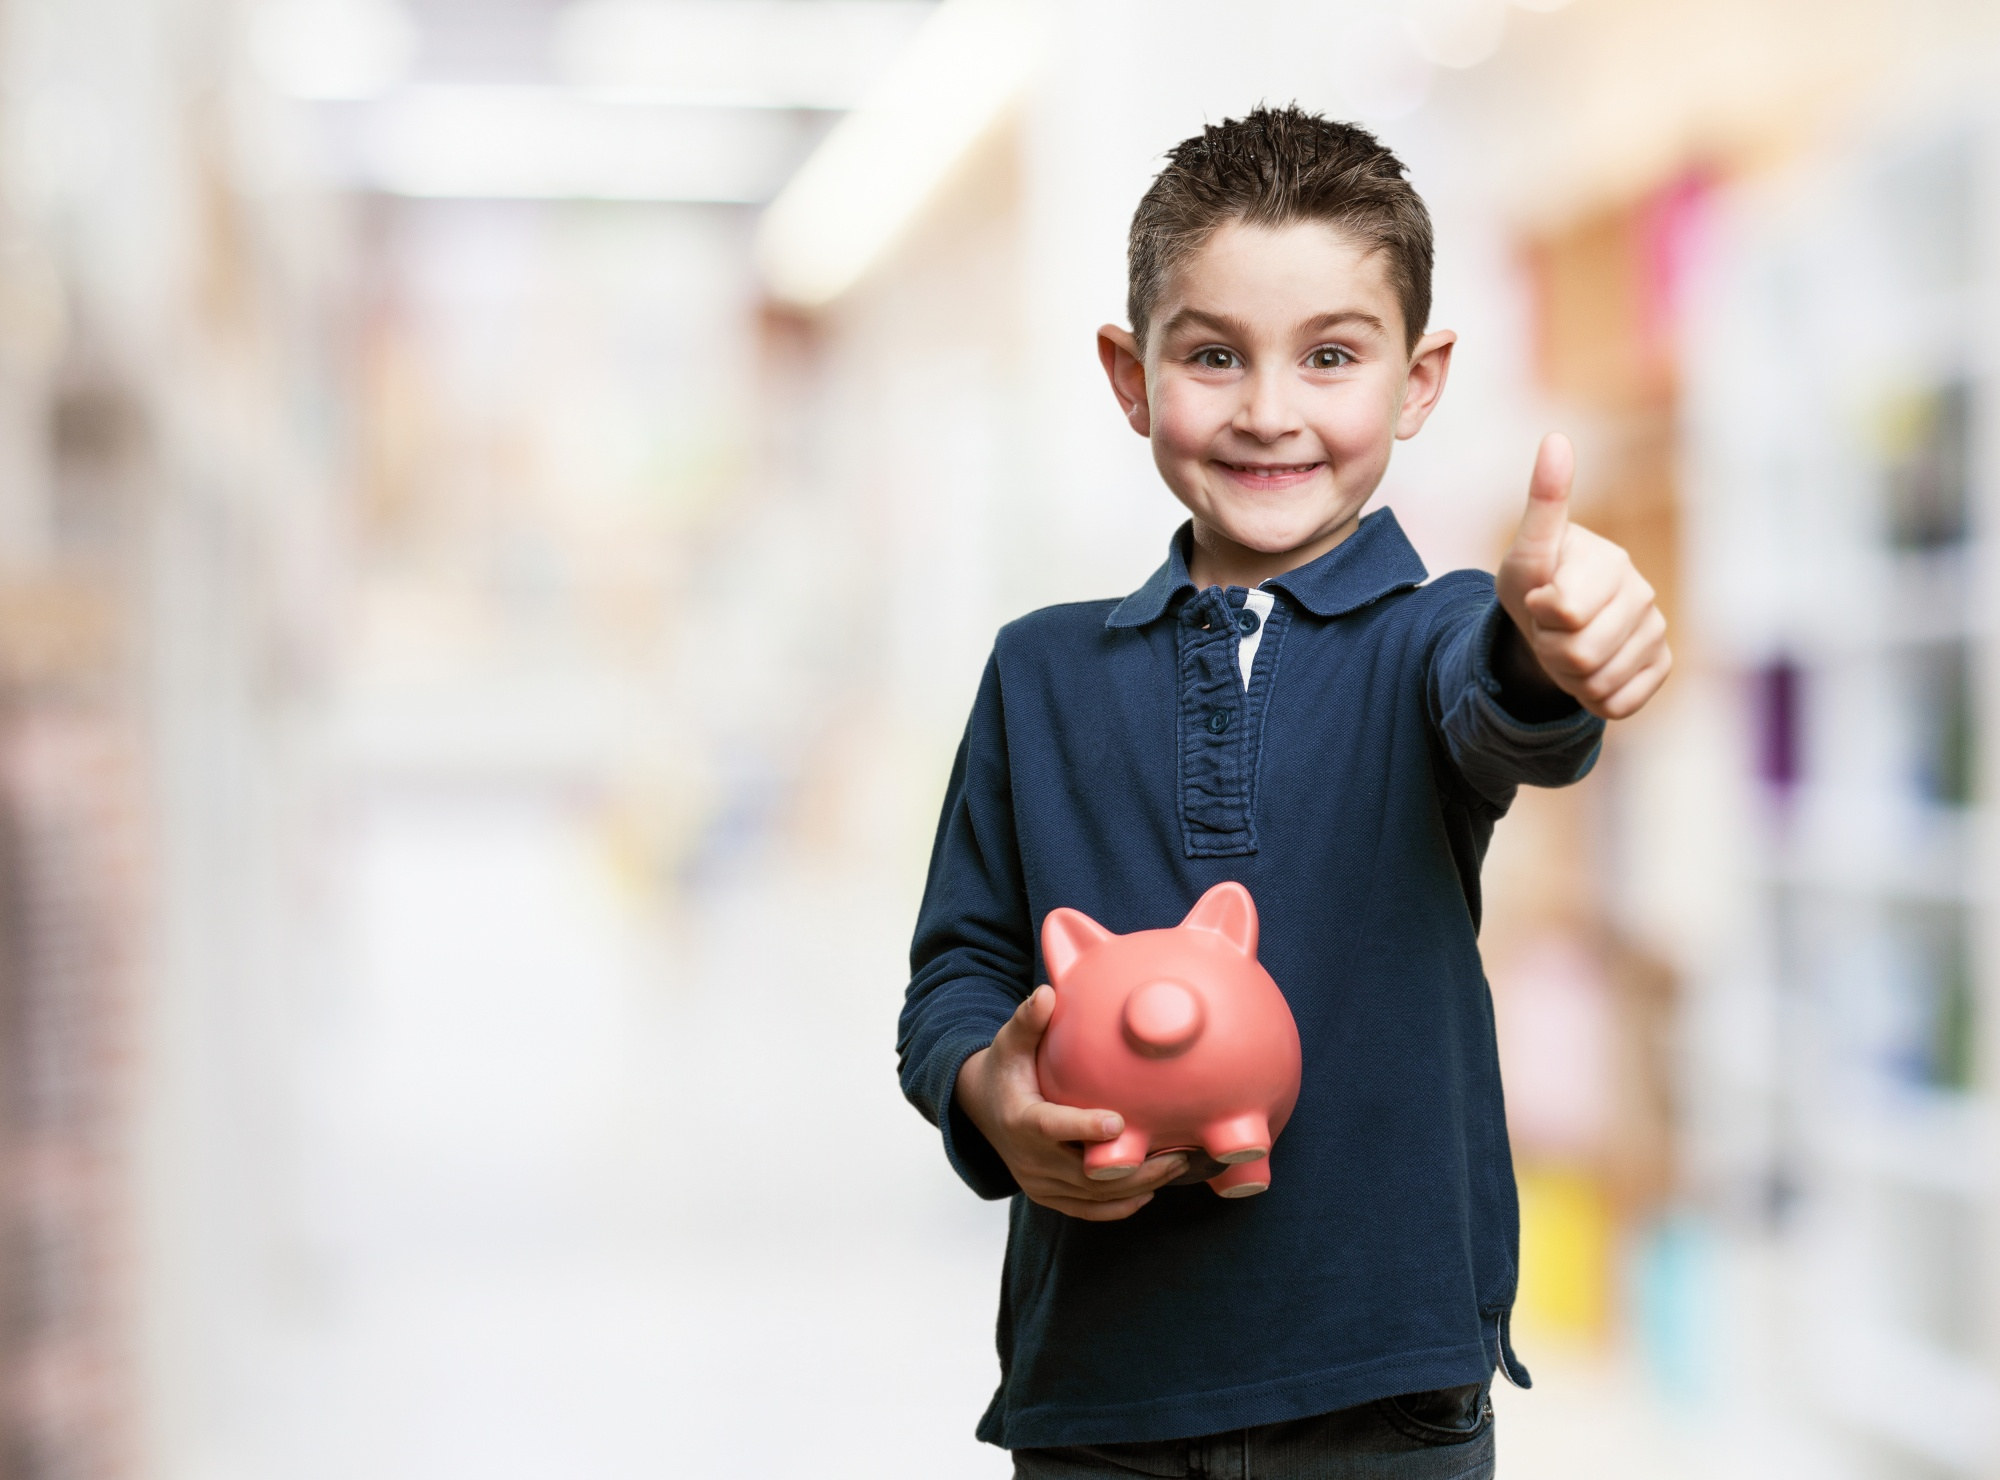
[1121, 979, 1205, 1058]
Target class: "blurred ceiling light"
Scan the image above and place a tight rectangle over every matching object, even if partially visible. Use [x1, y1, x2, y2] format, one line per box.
[343, 86, 811, 200]
[756, 0, 1045, 308]
[553, 0, 933, 109]
[1403, 0, 1507, 69]
[249, 0, 419, 101]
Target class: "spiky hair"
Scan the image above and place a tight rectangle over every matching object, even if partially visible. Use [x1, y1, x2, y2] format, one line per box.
[1127, 105, 1434, 352]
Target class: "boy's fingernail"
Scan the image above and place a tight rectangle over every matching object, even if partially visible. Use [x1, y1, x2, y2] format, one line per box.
[1101, 1115, 1122, 1137]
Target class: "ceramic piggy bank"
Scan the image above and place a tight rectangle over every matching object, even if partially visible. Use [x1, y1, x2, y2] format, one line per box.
[1036, 881, 1302, 1198]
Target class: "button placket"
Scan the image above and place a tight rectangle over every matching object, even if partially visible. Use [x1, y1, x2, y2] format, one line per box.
[1174, 586, 1279, 858]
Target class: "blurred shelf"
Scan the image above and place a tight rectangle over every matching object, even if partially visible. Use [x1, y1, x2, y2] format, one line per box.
[1808, 1084, 1991, 1199]
[1690, 97, 1999, 1480]
[1882, 547, 1978, 644]
[1758, 794, 1978, 903]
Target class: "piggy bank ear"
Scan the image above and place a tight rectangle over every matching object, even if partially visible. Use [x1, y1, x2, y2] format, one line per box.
[1181, 881, 1258, 957]
[1042, 908, 1113, 985]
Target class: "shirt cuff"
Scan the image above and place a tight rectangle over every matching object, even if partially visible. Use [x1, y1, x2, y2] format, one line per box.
[1437, 601, 1606, 801]
[943, 1061, 1020, 1201]
[905, 1016, 1021, 1201]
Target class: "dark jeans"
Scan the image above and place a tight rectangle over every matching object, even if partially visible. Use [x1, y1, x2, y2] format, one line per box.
[1012, 1382, 1494, 1480]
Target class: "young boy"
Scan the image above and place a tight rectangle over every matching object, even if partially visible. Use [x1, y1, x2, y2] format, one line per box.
[898, 107, 1670, 1478]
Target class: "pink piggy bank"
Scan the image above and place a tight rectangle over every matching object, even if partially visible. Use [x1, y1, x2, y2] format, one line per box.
[1036, 881, 1302, 1198]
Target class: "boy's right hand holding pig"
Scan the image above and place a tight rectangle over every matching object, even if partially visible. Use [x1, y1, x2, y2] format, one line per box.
[956, 986, 1189, 1221]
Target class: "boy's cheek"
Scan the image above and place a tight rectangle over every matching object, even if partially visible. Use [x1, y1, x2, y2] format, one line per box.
[1315, 381, 1403, 457]
[1147, 377, 1229, 450]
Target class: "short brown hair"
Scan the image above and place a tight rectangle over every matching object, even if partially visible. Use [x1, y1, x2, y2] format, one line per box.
[1127, 106, 1433, 353]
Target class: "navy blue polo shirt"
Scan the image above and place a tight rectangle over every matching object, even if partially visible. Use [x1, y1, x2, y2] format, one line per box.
[898, 510, 1604, 1450]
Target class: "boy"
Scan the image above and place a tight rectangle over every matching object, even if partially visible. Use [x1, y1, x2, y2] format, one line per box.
[898, 107, 1669, 1478]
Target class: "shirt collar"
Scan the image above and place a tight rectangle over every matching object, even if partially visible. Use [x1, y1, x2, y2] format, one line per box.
[1104, 508, 1430, 629]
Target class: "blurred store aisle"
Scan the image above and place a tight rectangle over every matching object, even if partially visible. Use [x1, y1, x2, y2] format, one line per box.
[235, 781, 1009, 1480]
[0, 1, 1976, 1475]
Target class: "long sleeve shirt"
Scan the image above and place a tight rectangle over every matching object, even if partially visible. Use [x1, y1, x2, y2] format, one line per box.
[898, 510, 1605, 1450]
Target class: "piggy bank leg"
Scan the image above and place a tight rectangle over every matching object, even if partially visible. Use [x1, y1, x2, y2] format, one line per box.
[1082, 1128, 1151, 1180]
[1201, 1113, 1272, 1166]
[1207, 1159, 1270, 1198]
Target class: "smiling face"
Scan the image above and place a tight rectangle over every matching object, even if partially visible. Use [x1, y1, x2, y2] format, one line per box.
[1100, 219, 1455, 589]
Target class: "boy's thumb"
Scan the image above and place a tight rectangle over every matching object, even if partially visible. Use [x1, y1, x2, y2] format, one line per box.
[1508, 433, 1573, 589]
[1007, 985, 1056, 1048]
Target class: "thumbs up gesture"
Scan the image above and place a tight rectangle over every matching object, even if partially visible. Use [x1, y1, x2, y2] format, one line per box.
[1495, 434, 1672, 721]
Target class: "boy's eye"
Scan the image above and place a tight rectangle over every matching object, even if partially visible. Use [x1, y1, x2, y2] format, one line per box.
[1307, 346, 1353, 370]
[1193, 348, 1240, 371]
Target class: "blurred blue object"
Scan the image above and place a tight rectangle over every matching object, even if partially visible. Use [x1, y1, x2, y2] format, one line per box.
[1632, 1212, 1713, 1408]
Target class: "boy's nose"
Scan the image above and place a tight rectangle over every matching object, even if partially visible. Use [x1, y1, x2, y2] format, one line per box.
[1233, 370, 1301, 443]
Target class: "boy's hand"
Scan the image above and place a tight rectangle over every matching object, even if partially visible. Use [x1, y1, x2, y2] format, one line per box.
[1495, 433, 1672, 721]
[955, 987, 1189, 1221]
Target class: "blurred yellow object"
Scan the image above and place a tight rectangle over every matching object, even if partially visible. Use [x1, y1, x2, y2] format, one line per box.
[1515, 1164, 1613, 1341]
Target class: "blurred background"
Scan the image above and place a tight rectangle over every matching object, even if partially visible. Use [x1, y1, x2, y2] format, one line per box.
[0, 0, 1994, 1475]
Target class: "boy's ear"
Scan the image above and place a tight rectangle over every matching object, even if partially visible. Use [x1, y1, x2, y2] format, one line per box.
[1394, 328, 1457, 441]
[1042, 907, 1113, 985]
[1180, 881, 1258, 957]
[1097, 325, 1151, 437]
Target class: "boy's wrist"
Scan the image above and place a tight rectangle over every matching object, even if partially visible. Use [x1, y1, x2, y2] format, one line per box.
[944, 1042, 1023, 1200]
[953, 1046, 995, 1134]
[1491, 612, 1581, 723]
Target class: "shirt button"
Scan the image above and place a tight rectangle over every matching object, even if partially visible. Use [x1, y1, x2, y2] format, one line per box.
[1236, 609, 1261, 634]
[1207, 708, 1232, 734]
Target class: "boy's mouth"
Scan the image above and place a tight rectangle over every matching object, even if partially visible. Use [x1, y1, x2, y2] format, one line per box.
[1215, 460, 1325, 490]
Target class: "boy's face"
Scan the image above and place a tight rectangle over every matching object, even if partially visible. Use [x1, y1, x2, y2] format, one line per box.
[1100, 220, 1454, 583]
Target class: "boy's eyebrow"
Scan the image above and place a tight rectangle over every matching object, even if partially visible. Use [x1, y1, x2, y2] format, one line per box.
[1159, 307, 1389, 340]
[1299, 309, 1388, 335]
[1157, 307, 1255, 341]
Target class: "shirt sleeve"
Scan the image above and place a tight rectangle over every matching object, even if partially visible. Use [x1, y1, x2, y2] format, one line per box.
[897, 652, 1032, 1200]
[1426, 583, 1606, 811]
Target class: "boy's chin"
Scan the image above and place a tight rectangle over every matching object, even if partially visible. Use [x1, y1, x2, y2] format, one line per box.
[1199, 510, 1358, 559]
